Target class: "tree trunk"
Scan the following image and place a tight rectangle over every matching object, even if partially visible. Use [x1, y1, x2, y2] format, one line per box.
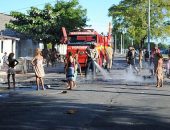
[52, 43, 56, 50]
[140, 35, 147, 49]
[43, 43, 47, 49]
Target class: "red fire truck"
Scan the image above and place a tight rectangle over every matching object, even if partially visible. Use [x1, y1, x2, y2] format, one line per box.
[62, 26, 112, 69]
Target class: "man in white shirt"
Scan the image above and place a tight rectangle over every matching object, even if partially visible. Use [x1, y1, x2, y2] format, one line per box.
[2, 52, 8, 70]
[85, 44, 98, 79]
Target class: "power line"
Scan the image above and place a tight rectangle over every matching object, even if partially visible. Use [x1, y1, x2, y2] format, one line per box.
[2, 0, 57, 14]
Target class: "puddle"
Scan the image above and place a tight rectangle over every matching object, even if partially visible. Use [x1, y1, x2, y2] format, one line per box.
[0, 93, 9, 98]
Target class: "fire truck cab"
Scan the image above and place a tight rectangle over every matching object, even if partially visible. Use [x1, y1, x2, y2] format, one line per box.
[66, 29, 110, 69]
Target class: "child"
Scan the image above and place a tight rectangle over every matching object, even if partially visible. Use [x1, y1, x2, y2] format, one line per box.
[6, 53, 19, 89]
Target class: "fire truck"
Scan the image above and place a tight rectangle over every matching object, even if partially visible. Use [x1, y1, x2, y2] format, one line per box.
[62, 25, 112, 69]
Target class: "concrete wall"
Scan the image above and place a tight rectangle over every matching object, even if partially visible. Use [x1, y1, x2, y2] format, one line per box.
[17, 39, 39, 58]
[55, 44, 67, 55]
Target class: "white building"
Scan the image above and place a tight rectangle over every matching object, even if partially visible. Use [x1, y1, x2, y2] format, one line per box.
[0, 13, 39, 58]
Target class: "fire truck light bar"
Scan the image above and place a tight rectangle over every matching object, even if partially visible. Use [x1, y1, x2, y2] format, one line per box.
[69, 32, 95, 35]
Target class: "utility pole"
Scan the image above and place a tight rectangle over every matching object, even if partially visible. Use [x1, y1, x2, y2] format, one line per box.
[121, 33, 123, 54]
[148, 0, 151, 54]
[123, 33, 124, 54]
[115, 34, 117, 53]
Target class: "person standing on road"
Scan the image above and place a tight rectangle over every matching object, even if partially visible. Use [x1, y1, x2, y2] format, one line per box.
[166, 54, 170, 78]
[144, 50, 150, 69]
[31, 48, 45, 90]
[138, 49, 143, 70]
[65, 52, 75, 90]
[73, 49, 83, 86]
[6, 53, 19, 89]
[151, 44, 160, 75]
[156, 53, 163, 88]
[168, 46, 170, 56]
[126, 46, 139, 74]
[85, 44, 98, 79]
[2, 52, 8, 70]
[106, 44, 113, 72]
[51, 48, 58, 67]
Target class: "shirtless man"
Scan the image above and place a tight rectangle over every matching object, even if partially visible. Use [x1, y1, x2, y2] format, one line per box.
[156, 53, 163, 88]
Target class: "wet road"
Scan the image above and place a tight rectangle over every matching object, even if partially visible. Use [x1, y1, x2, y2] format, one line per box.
[0, 54, 170, 130]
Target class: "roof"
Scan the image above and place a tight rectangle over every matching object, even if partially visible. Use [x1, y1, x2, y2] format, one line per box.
[0, 13, 14, 31]
[0, 35, 20, 41]
[0, 13, 17, 37]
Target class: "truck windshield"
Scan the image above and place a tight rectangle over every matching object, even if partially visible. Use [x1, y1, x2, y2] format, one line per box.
[68, 35, 97, 45]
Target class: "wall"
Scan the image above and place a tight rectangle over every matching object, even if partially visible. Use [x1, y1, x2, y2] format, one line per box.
[0, 39, 16, 65]
[17, 39, 39, 58]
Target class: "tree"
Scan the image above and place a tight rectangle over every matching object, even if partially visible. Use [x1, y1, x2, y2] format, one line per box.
[6, 0, 88, 48]
[108, 0, 170, 49]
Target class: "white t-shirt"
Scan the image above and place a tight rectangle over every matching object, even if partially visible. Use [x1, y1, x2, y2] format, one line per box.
[2, 55, 8, 63]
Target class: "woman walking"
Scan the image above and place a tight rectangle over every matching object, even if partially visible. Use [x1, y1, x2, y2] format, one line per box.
[6, 53, 19, 89]
[31, 48, 45, 90]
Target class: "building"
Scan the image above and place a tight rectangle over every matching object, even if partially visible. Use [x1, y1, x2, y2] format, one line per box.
[0, 13, 39, 63]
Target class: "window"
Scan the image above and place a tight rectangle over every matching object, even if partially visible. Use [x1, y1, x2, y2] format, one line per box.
[12, 40, 14, 52]
[1, 41, 3, 53]
[69, 35, 97, 44]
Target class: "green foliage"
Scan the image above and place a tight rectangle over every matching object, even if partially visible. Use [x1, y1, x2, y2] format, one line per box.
[6, 0, 87, 46]
[158, 43, 169, 49]
[108, 0, 170, 48]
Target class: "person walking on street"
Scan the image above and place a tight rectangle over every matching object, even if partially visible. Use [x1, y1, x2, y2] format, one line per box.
[6, 53, 19, 89]
[156, 53, 163, 88]
[31, 48, 45, 90]
[106, 44, 113, 72]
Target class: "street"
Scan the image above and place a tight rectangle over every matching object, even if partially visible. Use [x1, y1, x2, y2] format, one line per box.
[0, 54, 170, 130]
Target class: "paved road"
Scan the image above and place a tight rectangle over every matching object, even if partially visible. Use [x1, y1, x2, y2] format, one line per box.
[0, 54, 170, 130]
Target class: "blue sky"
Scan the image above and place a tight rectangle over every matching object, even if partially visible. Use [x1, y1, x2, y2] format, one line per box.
[0, 0, 121, 34]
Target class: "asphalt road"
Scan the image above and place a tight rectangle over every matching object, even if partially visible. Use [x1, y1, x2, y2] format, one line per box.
[0, 54, 170, 130]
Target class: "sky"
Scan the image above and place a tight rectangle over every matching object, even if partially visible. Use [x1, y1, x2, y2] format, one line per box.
[0, 0, 121, 34]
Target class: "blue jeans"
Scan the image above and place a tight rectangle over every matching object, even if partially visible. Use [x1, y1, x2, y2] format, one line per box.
[85, 60, 96, 78]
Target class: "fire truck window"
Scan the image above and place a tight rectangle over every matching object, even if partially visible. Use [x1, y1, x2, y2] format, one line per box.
[69, 35, 97, 44]
[77, 36, 95, 42]
[77, 36, 86, 41]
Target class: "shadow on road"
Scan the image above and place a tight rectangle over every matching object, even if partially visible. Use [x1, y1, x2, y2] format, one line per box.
[0, 89, 170, 130]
